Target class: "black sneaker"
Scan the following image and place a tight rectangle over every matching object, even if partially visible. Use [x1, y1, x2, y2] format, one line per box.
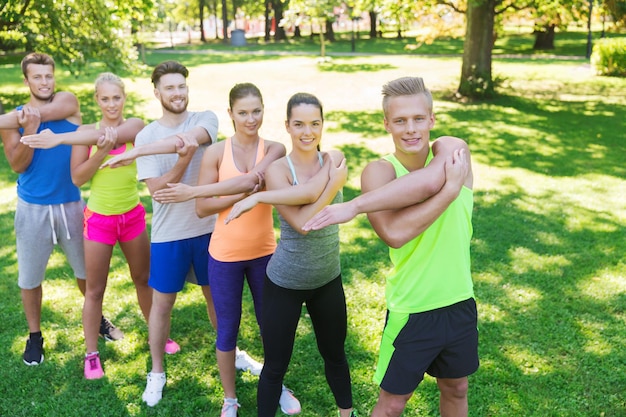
[23, 336, 44, 366]
[99, 316, 124, 342]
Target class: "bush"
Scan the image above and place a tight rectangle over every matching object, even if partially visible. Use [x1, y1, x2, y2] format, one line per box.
[590, 37, 626, 77]
[0, 31, 26, 51]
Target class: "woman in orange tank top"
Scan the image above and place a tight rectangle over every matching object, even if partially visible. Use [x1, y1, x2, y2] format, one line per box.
[153, 83, 300, 416]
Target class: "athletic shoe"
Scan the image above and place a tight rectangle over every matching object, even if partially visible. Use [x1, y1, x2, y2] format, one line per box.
[99, 316, 124, 341]
[337, 411, 359, 417]
[221, 398, 240, 417]
[280, 386, 301, 415]
[164, 338, 180, 354]
[23, 335, 44, 366]
[235, 348, 263, 376]
[84, 352, 104, 379]
[142, 372, 166, 407]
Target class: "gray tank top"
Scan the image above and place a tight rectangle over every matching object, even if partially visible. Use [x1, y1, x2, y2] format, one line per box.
[266, 153, 342, 290]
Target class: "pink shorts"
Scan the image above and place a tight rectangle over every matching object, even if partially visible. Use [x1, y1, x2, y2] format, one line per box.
[84, 204, 146, 245]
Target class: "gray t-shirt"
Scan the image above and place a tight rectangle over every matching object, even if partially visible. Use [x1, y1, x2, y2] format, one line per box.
[266, 191, 342, 290]
[136, 111, 218, 243]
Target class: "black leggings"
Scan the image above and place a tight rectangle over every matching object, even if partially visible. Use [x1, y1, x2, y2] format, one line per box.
[257, 275, 353, 416]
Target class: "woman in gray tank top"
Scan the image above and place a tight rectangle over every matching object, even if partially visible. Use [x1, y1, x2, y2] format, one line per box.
[226, 93, 357, 417]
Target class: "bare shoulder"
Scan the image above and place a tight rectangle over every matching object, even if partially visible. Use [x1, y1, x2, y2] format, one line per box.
[206, 139, 225, 157]
[51, 91, 78, 102]
[267, 155, 288, 173]
[125, 117, 145, 128]
[264, 139, 286, 154]
[432, 135, 469, 153]
[265, 156, 292, 187]
[324, 149, 345, 167]
[361, 158, 396, 193]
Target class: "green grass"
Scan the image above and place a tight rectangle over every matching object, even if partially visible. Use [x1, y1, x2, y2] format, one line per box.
[0, 34, 625, 416]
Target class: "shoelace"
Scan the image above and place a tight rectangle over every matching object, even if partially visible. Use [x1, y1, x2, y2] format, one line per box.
[87, 355, 99, 370]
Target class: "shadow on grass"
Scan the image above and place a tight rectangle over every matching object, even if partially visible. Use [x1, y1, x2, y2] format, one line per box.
[327, 110, 386, 138]
[331, 140, 626, 414]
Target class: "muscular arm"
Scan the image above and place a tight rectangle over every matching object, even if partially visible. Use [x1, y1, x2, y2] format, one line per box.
[0, 91, 82, 173]
[20, 118, 145, 149]
[366, 148, 472, 248]
[70, 127, 117, 187]
[276, 155, 347, 233]
[157, 140, 286, 204]
[302, 136, 468, 231]
[0, 92, 81, 129]
[102, 125, 212, 168]
[0, 128, 34, 173]
[246, 151, 347, 233]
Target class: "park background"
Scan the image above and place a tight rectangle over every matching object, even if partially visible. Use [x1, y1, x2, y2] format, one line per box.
[1, 1, 626, 416]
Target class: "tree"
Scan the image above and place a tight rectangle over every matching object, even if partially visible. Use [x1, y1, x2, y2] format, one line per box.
[530, 0, 589, 50]
[458, 0, 497, 98]
[604, 0, 626, 26]
[436, 0, 530, 98]
[0, 0, 152, 75]
[285, 0, 340, 54]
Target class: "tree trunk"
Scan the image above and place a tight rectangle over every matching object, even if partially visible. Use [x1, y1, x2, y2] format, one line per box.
[533, 24, 556, 50]
[264, 0, 271, 41]
[273, 0, 286, 41]
[326, 19, 335, 42]
[458, 0, 496, 99]
[319, 25, 326, 58]
[210, 0, 219, 39]
[369, 11, 378, 38]
[199, 0, 206, 42]
[221, 0, 229, 42]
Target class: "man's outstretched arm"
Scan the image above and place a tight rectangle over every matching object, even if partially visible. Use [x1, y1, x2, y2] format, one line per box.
[302, 136, 467, 231]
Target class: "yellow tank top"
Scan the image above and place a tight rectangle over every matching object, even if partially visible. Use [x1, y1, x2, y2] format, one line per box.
[208, 137, 276, 261]
[87, 124, 139, 215]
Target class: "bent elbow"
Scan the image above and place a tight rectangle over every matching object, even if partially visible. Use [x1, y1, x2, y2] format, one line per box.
[195, 206, 209, 218]
[386, 237, 406, 250]
[382, 231, 415, 249]
[71, 177, 83, 188]
[10, 161, 28, 174]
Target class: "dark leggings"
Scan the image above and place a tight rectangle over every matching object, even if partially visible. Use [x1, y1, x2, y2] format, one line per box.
[257, 275, 353, 416]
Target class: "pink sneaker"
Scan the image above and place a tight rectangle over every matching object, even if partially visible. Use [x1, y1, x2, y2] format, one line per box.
[84, 352, 104, 379]
[164, 338, 180, 355]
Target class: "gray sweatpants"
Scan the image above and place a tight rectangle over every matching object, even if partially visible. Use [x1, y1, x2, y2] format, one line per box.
[15, 198, 86, 289]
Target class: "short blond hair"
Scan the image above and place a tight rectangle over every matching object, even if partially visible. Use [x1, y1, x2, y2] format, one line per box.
[381, 76, 433, 116]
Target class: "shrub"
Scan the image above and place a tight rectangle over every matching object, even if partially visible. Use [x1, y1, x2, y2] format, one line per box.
[0, 31, 26, 51]
[590, 37, 626, 77]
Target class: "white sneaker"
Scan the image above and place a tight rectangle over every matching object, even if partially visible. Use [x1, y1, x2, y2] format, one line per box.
[221, 397, 240, 417]
[142, 372, 166, 407]
[280, 385, 302, 415]
[235, 348, 263, 376]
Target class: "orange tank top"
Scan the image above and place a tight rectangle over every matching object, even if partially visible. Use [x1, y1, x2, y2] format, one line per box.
[208, 137, 276, 262]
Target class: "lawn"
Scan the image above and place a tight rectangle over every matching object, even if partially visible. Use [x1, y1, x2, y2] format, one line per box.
[0, 33, 625, 417]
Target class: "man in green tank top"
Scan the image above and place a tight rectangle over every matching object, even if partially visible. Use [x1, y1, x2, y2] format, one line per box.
[303, 76, 478, 417]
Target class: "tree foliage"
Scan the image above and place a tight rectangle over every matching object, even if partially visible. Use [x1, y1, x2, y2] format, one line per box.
[0, 0, 154, 75]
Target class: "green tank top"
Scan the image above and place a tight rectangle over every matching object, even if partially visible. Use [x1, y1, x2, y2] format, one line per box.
[383, 151, 474, 314]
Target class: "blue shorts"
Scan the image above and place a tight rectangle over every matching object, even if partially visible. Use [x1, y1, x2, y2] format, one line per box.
[374, 298, 479, 395]
[149, 233, 211, 293]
